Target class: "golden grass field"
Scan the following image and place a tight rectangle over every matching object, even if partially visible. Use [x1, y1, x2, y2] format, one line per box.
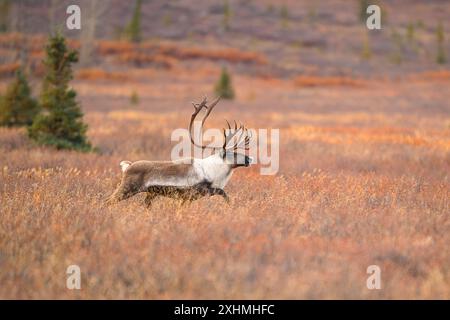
[0, 0, 449, 299]
[1, 68, 449, 299]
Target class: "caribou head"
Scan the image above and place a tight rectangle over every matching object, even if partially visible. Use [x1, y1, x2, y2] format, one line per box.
[188, 96, 253, 168]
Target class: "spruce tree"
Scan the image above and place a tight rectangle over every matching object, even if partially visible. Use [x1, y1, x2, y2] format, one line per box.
[436, 22, 447, 64]
[28, 33, 92, 151]
[280, 5, 289, 29]
[214, 67, 235, 100]
[0, 68, 39, 127]
[222, 0, 231, 31]
[358, 0, 370, 22]
[125, 0, 142, 42]
[0, 0, 11, 33]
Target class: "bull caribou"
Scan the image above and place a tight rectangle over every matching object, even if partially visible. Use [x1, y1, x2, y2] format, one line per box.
[106, 96, 252, 207]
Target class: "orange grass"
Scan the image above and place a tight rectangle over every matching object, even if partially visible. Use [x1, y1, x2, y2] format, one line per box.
[97, 40, 268, 65]
[0, 29, 449, 298]
[76, 68, 130, 81]
[411, 70, 450, 82]
[116, 52, 178, 68]
[0, 62, 20, 78]
[284, 126, 450, 150]
[0, 98, 448, 299]
[293, 75, 365, 87]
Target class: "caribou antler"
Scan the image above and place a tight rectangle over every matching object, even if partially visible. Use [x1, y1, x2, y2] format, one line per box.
[189, 96, 251, 151]
[223, 120, 252, 151]
[189, 96, 221, 150]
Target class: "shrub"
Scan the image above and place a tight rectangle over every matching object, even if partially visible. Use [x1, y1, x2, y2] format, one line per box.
[361, 31, 372, 60]
[76, 68, 129, 81]
[124, 0, 142, 43]
[0, 61, 21, 78]
[0, 0, 11, 32]
[280, 5, 289, 29]
[436, 22, 447, 64]
[389, 29, 405, 65]
[293, 75, 364, 88]
[222, 0, 231, 31]
[130, 90, 139, 105]
[214, 67, 235, 99]
[28, 33, 92, 152]
[406, 22, 415, 43]
[358, 0, 370, 22]
[162, 13, 172, 27]
[0, 68, 39, 127]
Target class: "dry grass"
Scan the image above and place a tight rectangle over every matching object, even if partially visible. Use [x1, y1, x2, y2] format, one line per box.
[0, 34, 267, 79]
[1, 159, 447, 299]
[412, 70, 450, 82]
[76, 68, 130, 81]
[0, 74, 449, 299]
[284, 126, 450, 150]
[0, 7, 449, 297]
[97, 40, 268, 65]
[116, 52, 178, 68]
[293, 76, 365, 88]
[0, 62, 20, 78]
[0, 33, 79, 53]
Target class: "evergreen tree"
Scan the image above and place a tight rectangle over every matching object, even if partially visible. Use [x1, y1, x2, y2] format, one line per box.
[0, 68, 39, 127]
[124, 0, 142, 42]
[280, 5, 289, 29]
[361, 31, 372, 60]
[0, 0, 11, 33]
[358, 0, 370, 22]
[130, 90, 139, 105]
[214, 67, 235, 100]
[222, 0, 231, 31]
[28, 33, 92, 151]
[436, 22, 447, 64]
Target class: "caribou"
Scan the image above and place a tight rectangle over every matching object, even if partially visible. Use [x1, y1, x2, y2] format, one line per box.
[106, 96, 253, 207]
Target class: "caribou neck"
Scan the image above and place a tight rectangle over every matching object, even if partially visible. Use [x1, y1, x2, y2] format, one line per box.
[194, 153, 233, 189]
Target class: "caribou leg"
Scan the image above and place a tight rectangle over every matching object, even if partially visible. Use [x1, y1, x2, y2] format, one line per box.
[144, 192, 158, 208]
[105, 180, 140, 205]
[209, 188, 230, 203]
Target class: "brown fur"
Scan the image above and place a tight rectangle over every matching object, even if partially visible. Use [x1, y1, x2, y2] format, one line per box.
[106, 160, 229, 206]
[144, 183, 229, 207]
[126, 160, 193, 179]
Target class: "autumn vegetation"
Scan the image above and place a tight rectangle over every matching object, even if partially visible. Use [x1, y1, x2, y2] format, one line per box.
[0, 0, 449, 299]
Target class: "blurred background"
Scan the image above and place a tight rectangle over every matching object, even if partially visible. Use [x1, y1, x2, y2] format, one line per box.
[0, 0, 448, 170]
[0, 2, 449, 92]
[1, 0, 449, 159]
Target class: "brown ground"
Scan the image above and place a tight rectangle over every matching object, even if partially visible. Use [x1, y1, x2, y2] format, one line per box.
[0, 0, 449, 299]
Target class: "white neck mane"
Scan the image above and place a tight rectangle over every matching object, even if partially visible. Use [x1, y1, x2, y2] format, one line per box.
[194, 153, 233, 189]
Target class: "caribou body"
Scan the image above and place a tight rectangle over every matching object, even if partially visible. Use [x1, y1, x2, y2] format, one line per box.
[107, 97, 252, 207]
